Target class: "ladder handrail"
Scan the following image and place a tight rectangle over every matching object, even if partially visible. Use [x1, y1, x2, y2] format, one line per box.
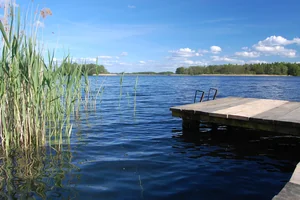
[194, 88, 218, 103]
[194, 90, 205, 103]
[207, 88, 218, 101]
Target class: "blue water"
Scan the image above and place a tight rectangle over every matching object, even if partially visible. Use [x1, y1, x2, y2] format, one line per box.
[3, 76, 300, 199]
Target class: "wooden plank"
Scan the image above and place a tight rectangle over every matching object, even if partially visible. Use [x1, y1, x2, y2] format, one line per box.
[171, 97, 258, 116]
[251, 102, 300, 122]
[170, 97, 300, 135]
[277, 106, 300, 124]
[170, 97, 240, 112]
[194, 98, 257, 114]
[273, 182, 300, 200]
[273, 163, 300, 200]
[290, 163, 300, 185]
[210, 99, 288, 120]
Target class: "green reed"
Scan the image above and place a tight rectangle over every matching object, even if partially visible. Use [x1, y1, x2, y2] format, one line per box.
[0, 7, 83, 152]
[119, 72, 125, 107]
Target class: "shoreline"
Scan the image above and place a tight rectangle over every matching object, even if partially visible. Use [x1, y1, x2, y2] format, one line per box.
[170, 74, 290, 77]
[93, 73, 291, 77]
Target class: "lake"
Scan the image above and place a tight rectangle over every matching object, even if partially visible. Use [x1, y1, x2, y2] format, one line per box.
[1, 75, 300, 199]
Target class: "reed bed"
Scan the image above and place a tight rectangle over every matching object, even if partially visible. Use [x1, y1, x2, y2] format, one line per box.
[0, 6, 83, 152]
[0, 4, 139, 153]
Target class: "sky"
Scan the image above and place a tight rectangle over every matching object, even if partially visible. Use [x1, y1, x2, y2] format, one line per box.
[2, 0, 300, 72]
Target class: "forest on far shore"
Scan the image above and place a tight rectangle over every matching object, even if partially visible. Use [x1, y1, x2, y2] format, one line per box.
[175, 62, 300, 76]
[60, 63, 109, 75]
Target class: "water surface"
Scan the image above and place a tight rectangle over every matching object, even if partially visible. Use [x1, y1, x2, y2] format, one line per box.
[1, 76, 300, 200]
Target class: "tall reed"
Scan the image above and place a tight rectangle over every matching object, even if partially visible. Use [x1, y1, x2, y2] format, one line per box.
[0, 6, 83, 152]
[119, 72, 124, 107]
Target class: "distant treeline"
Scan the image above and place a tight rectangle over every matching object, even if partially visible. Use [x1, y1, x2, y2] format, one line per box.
[128, 71, 174, 75]
[175, 62, 300, 76]
[60, 63, 109, 75]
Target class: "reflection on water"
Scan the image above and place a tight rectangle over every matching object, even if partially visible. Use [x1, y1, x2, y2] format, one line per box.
[175, 126, 300, 172]
[0, 144, 79, 199]
[1, 76, 300, 199]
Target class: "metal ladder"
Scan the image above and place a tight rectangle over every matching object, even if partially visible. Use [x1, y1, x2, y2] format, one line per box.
[194, 88, 218, 103]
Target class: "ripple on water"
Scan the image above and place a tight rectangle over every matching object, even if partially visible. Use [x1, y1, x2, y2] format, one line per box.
[2, 76, 300, 199]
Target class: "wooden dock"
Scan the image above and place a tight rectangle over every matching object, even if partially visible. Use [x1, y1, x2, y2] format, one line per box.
[170, 97, 300, 135]
[273, 162, 300, 200]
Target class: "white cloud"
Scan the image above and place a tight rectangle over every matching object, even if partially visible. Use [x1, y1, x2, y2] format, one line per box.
[235, 51, 260, 58]
[211, 56, 245, 64]
[98, 56, 112, 59]
[257, 36, 300, 46]
[139, 61, 146, 64]
[181, 60, 206, 65]
[247, 60, 268, 64]
[128, 5, 136, 9]
[242, 47, 249, 50]
[120, 52, 128, 56]
[115, 56, 120, 59]
[252, 36, 300, 58]
[210, 46, 222, 54]
[253, 45, 296, 58]
[169, 48, 200, 58]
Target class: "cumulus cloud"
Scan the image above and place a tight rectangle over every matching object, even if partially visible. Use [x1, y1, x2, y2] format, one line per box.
[253, 36, 299, 58]
[211, 56, 245, 64]
[120, 52, 128, 56]
[139, 61, 146, 64]
[257, 36, 300, 46]
[235, 51, 260, 58]
[128, 5, 136, 9]
[169, 48, 201, 58]
[210, 46, 222, 54]
[254, 45, 296, 58]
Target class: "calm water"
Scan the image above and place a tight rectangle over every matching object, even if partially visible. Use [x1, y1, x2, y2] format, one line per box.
[1, 76, 300, 199]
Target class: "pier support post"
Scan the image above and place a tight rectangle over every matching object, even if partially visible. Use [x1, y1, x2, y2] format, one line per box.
[212, 123, 218, 132]
[182, 119, 200, 132]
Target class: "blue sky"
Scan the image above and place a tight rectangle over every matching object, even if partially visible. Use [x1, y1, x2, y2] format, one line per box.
[2, 0, 300, 72]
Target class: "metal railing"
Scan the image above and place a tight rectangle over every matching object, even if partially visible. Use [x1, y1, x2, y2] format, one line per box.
[194, 88, 218, 103]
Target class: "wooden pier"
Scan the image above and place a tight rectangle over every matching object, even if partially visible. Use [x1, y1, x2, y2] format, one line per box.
[170, 97, 300, 135]
[273, 162, 300, 200]
[171, 97, 300, 199]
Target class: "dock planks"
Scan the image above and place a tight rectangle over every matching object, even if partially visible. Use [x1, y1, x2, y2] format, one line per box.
[273, 163, 300, 200]
[170, 97, 300, 134]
